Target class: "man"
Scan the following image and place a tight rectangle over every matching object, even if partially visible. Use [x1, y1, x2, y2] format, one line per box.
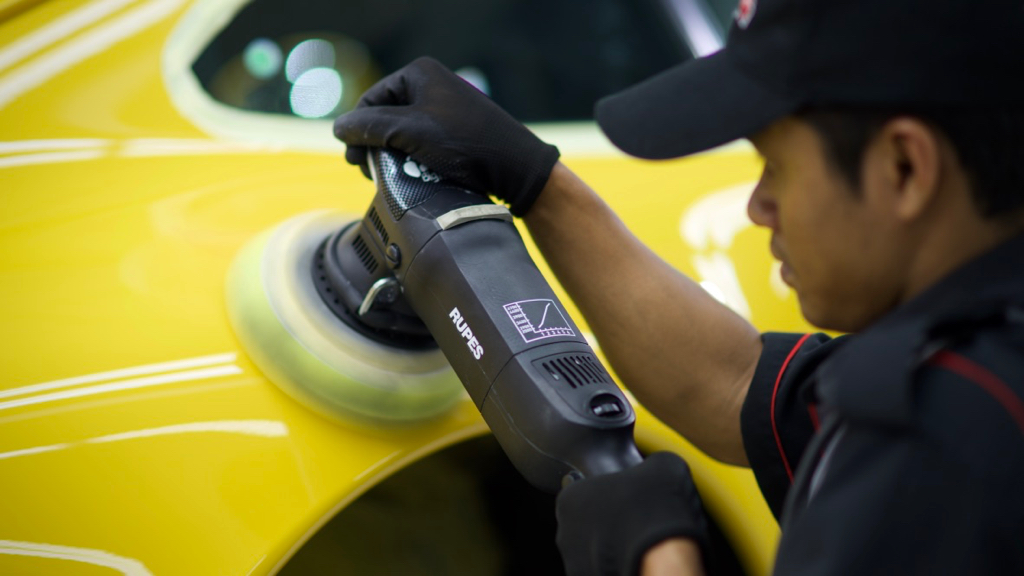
[334, 0, 1024, 573]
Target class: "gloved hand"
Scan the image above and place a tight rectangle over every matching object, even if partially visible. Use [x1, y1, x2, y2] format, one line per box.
[555, 452, 708, 576]
[333, 57, 560, 216]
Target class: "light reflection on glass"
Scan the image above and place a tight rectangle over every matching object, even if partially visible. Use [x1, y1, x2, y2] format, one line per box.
[455, 66, 490, 96]
[285, 38, 335, 83]
[289, 67, 343, 118]
[243, 37, 283, 79]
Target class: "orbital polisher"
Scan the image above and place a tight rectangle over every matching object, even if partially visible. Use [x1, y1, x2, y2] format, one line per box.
[227, 148, 641, 492]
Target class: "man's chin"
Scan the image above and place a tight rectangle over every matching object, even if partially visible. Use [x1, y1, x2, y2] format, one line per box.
[797, 297, 874, 334]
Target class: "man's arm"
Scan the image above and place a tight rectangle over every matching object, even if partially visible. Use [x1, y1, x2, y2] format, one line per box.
[333, 58, 763, 465]
[641, 539, 706, 576]
[525, 162, 762, 465]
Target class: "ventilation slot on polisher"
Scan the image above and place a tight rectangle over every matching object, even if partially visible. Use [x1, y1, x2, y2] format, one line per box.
[367, 207, 390, 246]
[351, 233, 378, 274]
[538, 354, 611, 389]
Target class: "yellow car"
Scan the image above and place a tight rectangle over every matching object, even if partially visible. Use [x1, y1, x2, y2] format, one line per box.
[0, 0, 816, 573]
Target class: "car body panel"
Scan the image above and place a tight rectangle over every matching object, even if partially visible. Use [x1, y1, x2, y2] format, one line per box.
[1, 0, 817, 573]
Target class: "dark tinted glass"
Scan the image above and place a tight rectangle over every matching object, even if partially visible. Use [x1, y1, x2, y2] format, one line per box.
[706, 0, 739, 31]
[193, 0, 691, 122]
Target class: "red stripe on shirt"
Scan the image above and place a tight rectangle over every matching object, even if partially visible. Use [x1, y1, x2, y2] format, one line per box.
[772, 333, 813, 483]
[929, 350, 1024, 436]
[807, 403, 821, 431]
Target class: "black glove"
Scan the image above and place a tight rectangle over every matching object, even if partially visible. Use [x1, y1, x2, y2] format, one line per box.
[333, 56, 560, 216]
[555, 452, 708, 576]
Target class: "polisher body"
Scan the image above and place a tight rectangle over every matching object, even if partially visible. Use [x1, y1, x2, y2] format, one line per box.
[322, 149, 642, 492]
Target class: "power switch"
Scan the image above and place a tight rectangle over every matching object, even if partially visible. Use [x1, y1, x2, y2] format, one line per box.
[590, 394, 624, 418]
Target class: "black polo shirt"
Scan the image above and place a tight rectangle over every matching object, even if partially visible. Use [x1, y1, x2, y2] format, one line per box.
[741, 233, 1024, 574]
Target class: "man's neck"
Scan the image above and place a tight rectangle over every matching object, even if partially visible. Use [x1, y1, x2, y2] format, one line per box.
[902, 212, 1024, 304]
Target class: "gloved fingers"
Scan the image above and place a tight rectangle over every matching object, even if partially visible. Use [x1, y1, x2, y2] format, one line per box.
[358, 159, 371, 180]
[343, 143, 366, 167]
[352, 61, 417, 109]
[642, 452, 696, 487]
[333, 56, 554, 213]
[558, 452, 695, 509]
[335, 105, 418, 180]
[555, 452, 709, 576]
[556, 468, 618, 523]
[352, 56, 450, 110]
[333, 105, 414, 149]
[341, 145, 372, 179]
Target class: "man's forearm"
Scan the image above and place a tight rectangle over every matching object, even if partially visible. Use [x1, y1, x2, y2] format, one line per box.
[524, 163, 762, 465]
[642, 539, 706, 576]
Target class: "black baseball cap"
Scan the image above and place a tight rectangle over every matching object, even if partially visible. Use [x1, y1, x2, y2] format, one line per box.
[596, 0, 1024, 160]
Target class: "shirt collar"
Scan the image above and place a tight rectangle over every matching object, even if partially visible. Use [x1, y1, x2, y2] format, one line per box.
[816, 232, 1024, 427]
[881, 231, 1024, 329]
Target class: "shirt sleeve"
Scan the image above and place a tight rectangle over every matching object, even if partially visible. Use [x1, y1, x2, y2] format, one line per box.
[740, 332, 846, 519]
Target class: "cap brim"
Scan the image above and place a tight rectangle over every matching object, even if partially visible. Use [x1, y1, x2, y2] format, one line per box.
[595, 50, 797, 159]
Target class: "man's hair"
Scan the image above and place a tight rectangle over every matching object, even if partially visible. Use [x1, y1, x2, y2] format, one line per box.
[796, 106, 1024, 220]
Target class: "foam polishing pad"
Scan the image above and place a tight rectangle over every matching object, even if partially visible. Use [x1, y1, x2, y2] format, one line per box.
[226, 210, 463, 423]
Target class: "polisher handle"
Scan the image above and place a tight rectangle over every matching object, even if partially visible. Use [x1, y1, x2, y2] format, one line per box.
[402, 216, 644, 493]
[358, 149, 644, 493]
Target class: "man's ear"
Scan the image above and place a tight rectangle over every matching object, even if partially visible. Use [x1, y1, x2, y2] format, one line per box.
[863, 117, 943, 222]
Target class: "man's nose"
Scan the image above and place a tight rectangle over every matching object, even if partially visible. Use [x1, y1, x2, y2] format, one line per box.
[747, 183, 778, 229]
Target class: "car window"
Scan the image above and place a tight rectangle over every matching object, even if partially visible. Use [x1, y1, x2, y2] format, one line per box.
[705, 0, 740, 32]
[191, 0, 692, 123]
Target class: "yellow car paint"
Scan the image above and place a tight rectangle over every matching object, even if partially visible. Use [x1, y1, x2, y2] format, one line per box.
[0, 0, 819, 574]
